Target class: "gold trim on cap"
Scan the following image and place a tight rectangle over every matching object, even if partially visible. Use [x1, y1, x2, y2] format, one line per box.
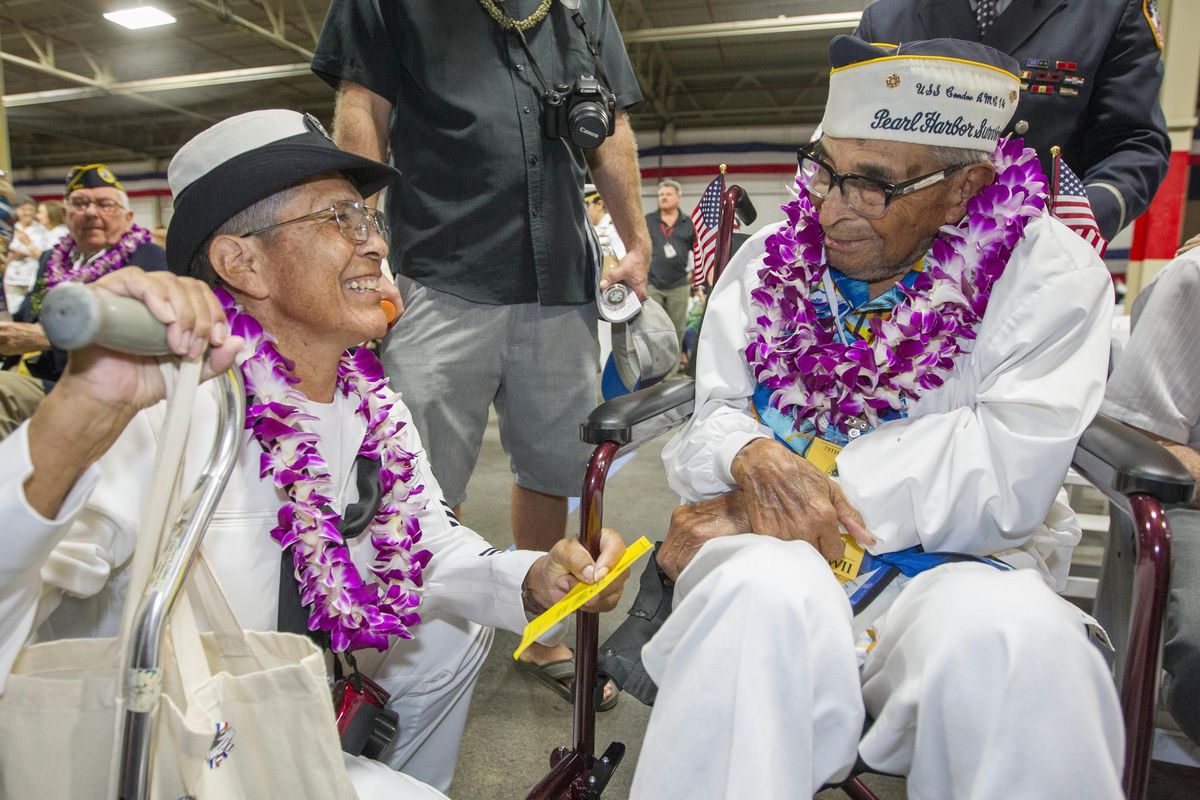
[830, 54, 1020, 84]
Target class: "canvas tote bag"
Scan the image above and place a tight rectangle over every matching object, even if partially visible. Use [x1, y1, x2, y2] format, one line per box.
[0, 357, 356, 799]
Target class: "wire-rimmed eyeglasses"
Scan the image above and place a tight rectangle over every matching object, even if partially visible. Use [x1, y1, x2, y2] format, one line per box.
[241, 200, 388, 243]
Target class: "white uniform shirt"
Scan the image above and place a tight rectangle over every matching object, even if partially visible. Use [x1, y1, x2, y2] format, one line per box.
[1102, 250, 1200, 449]
[663, 212, 1113, 589]
[0, 384, 541, 691]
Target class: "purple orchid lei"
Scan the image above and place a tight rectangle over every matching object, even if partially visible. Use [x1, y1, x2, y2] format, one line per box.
[746, 137, 1048, 435]
[216, 287, 432, 652]
[44, 223, 152, 290]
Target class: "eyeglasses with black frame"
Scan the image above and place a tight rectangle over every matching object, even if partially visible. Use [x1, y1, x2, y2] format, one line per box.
[240, 200, 388, 243]
[796, 143, 969, 220]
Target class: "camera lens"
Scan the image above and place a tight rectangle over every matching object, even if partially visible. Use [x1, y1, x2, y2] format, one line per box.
[569, 102, 610, 149]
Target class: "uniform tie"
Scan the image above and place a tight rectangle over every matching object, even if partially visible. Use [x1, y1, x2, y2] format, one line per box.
[976, 0, 1001, 36]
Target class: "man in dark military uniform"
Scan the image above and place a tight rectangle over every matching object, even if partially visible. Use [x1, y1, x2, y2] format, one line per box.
[856, 0, 1170, 240]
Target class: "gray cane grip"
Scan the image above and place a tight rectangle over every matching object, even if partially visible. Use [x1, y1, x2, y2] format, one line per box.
[41, 282, 172, 356]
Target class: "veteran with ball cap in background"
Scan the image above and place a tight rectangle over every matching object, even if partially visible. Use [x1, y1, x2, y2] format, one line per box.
[0, 164, 166, 437]
[626, 36, 1122, 799]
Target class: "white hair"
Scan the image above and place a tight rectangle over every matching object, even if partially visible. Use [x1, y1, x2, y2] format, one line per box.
[926, 145, 990, 169]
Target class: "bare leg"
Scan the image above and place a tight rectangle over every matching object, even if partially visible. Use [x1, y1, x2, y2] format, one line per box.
[510, 484, 567, 552]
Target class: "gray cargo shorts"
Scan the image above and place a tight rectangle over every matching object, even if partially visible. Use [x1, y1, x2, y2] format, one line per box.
[380, 281, 599, 507]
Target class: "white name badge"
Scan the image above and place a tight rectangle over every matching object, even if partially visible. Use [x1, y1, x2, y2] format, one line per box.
[663, 242, 677, 259]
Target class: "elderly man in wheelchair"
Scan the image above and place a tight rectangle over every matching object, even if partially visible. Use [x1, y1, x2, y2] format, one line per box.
[623, 37, 1127, 799]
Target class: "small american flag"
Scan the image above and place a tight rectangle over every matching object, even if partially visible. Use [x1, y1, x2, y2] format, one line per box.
[690, 173, 724, 287]
[1050, 150, 1107, 255]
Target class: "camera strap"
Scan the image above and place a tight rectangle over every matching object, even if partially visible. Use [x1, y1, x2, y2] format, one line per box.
[566, 6, 613, 91]
[480, 0, 615, 98]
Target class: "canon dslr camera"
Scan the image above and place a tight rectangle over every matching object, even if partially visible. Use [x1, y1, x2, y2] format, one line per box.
[543, 75, 616, 149]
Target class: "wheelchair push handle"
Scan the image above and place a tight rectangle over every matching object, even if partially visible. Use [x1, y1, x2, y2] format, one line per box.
[41, 281, 172, 356]
[732, 185, 757, 227]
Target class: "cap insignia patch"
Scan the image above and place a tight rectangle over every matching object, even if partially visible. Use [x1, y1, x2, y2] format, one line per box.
[303, 112, 333, 141]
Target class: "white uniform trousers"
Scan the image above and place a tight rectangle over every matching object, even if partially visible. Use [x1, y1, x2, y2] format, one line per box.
[630, 535, 1124, 799]
[346, 610, 493, 798]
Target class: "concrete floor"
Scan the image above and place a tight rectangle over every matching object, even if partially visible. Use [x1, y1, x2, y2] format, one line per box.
[445, 410, 1198, 799]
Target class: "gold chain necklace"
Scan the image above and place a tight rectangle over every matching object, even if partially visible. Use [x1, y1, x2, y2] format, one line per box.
[478, 0, 553, 32]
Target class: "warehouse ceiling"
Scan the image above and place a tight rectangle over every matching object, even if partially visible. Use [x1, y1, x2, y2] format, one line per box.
[0, 0, 874, 168]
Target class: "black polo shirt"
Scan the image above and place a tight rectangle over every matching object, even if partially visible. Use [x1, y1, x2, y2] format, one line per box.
[646, 211, 697, 290]
[312, 0, 642, 306]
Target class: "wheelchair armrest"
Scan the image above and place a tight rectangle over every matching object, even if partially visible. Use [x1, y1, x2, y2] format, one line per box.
[1071, 414, 1195, 505]
[581, 379, 697, 447]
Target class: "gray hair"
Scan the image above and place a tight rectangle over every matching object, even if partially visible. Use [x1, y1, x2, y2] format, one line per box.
[658, 179, 682, 193]
[187, 186, 296, 286]
[926, 145, 991, 170]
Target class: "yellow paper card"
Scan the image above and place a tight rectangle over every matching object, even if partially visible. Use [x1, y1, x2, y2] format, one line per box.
[829, 534, 865, 584]
[513, 535, 654, 661]
[805, 438, 842, 476]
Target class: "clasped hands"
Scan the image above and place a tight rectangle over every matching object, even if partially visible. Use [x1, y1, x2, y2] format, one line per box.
[657, 438, 877, 580]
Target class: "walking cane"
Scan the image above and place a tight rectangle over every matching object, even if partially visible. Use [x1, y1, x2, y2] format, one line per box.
[40, 282, 246, 800]
[526, 178, 756, 799]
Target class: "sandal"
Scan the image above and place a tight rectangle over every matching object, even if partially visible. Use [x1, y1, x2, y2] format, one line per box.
[513, 656, 621, 712]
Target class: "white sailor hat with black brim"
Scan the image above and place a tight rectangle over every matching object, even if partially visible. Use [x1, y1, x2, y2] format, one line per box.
[610, 296, 679, 392]
[166, 109, 399, 276]
[821, 36, 1022, 152]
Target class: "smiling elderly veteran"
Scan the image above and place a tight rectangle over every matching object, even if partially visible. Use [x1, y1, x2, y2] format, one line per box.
[0, 110, 628, 799]
[628, 37, 1122, 799]
[0, 165, 166, 437]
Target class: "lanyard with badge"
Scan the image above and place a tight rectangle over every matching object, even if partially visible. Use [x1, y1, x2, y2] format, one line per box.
[804, 268, 873, 582]
[660, 219, 679, 259]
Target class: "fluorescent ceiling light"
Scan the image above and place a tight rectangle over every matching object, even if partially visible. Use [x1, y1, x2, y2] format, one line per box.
[104, 7, 177, 30]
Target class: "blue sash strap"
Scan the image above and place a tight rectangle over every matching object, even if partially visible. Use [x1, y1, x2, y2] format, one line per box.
[848, 546, 1012, 613]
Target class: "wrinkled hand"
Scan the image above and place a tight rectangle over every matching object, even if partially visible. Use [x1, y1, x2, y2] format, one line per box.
[0, 321, 50, 356]
[524, 528, 630, 615]
[730, 438, 875, 561]
[600, 247, 650, 301]
[658, 491, 751, 581]
[55, 267, 243, 416]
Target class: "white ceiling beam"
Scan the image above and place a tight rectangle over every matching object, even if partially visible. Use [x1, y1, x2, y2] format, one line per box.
[0, 50, 218, 122]
[3, 62, 313, 107]
[622, 12, 862, 44]
[184, 0, 313, 60]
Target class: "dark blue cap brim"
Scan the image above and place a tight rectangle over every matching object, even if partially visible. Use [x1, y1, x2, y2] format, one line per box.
[828, 35, 1020, 78]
